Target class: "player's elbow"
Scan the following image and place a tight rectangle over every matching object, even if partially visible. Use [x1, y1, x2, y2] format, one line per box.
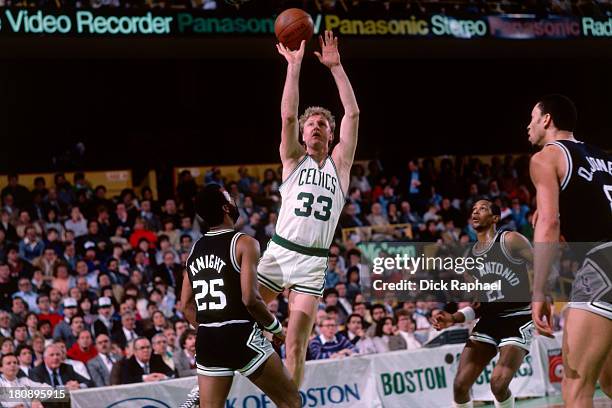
[242, 293, 259, 308]
[538, 215, 560, 231]
[281, 115, 298, 125]
[345, 109, 360, 119]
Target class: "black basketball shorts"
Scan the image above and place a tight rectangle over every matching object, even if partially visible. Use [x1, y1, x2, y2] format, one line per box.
[470, 311, 535, 352]
[196, 320, 274, 377]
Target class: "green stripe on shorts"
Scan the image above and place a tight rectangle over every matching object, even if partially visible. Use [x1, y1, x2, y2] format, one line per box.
[271, 234, 329, 257]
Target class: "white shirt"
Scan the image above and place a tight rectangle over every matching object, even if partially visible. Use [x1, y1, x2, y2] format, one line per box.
[122, 327, 137, 342]
[398, 330, 422, 350]
[0, 375, 51, 408]
[65, 359, 91, 380]
[100, 354, 115, 373]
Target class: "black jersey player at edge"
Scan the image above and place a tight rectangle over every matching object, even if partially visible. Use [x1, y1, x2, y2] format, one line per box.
[433, 199, 534, 408]
[178, 184, 300, 408]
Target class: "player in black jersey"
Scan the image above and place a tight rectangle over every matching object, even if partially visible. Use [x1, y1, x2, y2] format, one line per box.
[433, 200, 534, 408]
[178, 184, 300, 408]
[529, 94, 612, 407]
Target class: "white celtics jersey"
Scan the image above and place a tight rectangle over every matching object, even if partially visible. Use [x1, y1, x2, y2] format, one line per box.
[276, 155, 345, 249]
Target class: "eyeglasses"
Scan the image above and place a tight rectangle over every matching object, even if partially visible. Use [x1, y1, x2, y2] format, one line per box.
[136, 346, 151, 350]
[321, 324, 337, 328]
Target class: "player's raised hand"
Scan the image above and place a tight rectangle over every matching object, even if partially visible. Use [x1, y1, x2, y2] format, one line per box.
[276, 40, 305, 65]
[431, 310, 454, 331]
[314, 30, 340, 69]
[532, 300, 555, 338]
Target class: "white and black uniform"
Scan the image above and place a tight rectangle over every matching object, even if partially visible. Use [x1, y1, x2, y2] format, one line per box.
[546, 139, 612, 320]
[468, 230, 534, 351]
[186, 229, 273, 377]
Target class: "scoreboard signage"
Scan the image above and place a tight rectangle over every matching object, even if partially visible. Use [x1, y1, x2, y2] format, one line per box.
[0, 8, 610, 39]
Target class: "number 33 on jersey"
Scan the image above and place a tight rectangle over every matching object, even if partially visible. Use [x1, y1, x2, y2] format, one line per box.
[276, 155, 345, 249]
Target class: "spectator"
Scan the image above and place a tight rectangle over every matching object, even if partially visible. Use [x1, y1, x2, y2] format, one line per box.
[67, 330, 98, 363]
[16, 344, 34, 377]
[92, 297, 116, 339]
[388, 310, 422, 351]
[153, 250, 182, 289]
[173, 329, 196, 377]
[51, 262, 75, 297]
[18, 226, 45, 263]
[1, 174, 31, 210]
[24, 312, 39, 339]
[29, 344, 93, 389]
[338, 313, 364, 345]
[0, 310, 12, 338]
[9, 297, 28, 329]
[324, 254, 342, 289]
[365, 304, 387, 337]
[121, 337, 174, 384]
[0, 353, 50, 408]
[151, 333, 174, 372]
[36, 294, 62, 331]
[64, 207, 88, 238]
[112, 312, 141, 349]
[12, 278, 38, 313]
[87, 333, 122, 388]
[357, 317, 394, 354]
[52, 298, 78, 345]
[308, 318, 356, 360]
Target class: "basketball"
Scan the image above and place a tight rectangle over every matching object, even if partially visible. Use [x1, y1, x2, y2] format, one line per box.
[274, 8, 314, 50]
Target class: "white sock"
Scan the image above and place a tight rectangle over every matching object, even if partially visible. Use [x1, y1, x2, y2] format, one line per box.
[494, 393, 515, 408]
[453, 401, 473, 408]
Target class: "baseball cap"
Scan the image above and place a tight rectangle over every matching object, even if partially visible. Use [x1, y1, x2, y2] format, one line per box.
[98, 297, 112, 308]
[63, 298, 77, 308]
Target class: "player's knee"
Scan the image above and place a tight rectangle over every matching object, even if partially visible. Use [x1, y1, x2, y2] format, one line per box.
[490, 372, 512, 400]
[562, 376, 596, 401]
[453, 376, 471, 400]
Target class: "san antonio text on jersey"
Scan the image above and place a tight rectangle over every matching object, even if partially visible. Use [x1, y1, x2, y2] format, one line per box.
[185, 229, 253, 325]
[470, 230, 531, 317]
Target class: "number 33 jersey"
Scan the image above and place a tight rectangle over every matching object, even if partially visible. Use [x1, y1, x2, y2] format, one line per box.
[276, 155, 345, 250]
[185, 229, 253, 325]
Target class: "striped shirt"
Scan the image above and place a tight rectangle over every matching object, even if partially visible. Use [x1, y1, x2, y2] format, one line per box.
[308, 334, 356, 360]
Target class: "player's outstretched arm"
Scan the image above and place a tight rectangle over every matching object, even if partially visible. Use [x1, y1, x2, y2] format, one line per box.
[315, 31, 359, 179]
[237, 235, 284, 338]
[277, 40, 307, 170]
[530, 147, 562, 337]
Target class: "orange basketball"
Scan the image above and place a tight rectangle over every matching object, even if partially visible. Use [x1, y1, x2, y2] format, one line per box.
[274, 8, 314, 51]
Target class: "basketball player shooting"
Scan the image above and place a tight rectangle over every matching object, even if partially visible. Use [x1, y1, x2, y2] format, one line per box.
[433, 200, 534, 408]
[528, 95, 612, 407]
[257, 30, 359, 386]
[179, 185, 300, 408]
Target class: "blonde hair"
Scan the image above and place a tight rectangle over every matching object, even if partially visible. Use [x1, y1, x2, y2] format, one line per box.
[298, 106, 336, 135]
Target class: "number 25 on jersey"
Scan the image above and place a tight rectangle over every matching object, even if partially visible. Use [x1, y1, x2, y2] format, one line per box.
[193, 279, 227, 311]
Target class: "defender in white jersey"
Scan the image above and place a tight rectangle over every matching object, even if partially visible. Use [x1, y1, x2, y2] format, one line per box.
[258, 30, 359, 386]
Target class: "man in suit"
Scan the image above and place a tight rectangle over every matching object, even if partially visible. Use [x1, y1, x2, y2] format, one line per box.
[121, 337, 174, 384]
[111, 311, 141, 349]
[92, 297, 116, 338]
[153, 250, 183, 290]
[30, 344, 93, 389]
[87, 334, 122, 387]
[173, 329, 196, 377]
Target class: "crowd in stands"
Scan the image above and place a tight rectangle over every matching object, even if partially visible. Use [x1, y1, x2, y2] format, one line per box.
[1, 0, 611, 18]
[0, 153, 567, 396]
